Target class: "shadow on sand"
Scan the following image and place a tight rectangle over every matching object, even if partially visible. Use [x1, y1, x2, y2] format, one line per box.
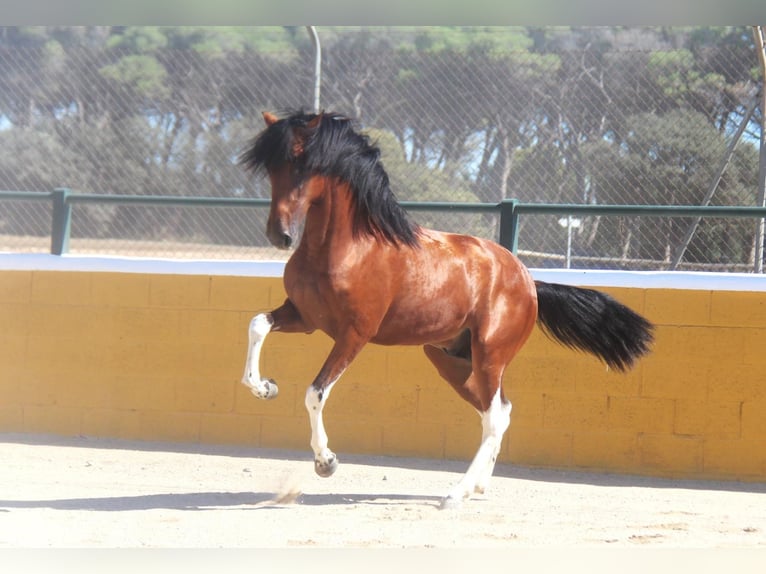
[3, 432, 765, 501]
[0, 491, 445, 512]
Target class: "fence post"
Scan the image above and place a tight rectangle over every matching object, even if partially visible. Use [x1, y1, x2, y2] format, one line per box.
[498, 198, 520, 253]
[753, 26, 766, 272]
[306, 26, 322, 113]
[51, 188, 72, 255]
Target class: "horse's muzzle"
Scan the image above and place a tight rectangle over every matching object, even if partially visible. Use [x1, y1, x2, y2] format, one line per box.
[267, 223, 294, 250]
[268, 231, 292, 250]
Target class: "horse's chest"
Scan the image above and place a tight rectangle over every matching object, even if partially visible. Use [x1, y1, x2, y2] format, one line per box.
[284, 265, 341, 333]
[286, 277, 323, 311]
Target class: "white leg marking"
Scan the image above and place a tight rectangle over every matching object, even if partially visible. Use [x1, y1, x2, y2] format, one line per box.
[442, 388, 511, 508]
[475, 395, 512, 494]
[242, 313, 279, 400]
[305, 380, 339, 478]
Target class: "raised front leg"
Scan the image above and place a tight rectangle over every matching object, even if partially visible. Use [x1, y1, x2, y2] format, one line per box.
[242, 300, 309, 400]
[305, 331, 368, 478]
[242, 313, 279, 399]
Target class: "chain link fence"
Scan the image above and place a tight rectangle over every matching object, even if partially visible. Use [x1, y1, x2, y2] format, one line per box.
[0, 26, 763, 270]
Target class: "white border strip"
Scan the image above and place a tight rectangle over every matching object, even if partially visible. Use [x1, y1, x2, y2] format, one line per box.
[531, 268, 766, 292]
[0, 253, 286, 277]
[3, 253, 766, 291]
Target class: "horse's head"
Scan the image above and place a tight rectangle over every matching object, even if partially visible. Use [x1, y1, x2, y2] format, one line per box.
[240, 109, 420, 250]
[259, 111, 322, 250]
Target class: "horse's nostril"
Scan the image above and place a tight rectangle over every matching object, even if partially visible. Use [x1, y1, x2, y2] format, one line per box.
[283, 234, 293, 248]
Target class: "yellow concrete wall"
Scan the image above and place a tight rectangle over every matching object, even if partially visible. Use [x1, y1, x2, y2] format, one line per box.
[1, 268, 765, 482]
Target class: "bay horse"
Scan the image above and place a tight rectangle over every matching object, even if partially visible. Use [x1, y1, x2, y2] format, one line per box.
[239, 109, 653, 508]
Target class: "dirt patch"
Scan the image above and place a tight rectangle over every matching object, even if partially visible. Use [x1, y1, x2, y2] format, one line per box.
[1, 433, 765, 548]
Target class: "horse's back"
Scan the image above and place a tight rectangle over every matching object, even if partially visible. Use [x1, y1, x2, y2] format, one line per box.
[418, 229, 535, 295]
[370, 229, 537, 346]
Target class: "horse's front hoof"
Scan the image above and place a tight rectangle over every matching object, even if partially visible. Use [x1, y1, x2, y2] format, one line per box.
[247, 378, 279, 400]
[261, 379, 279, 400]
[314, 454, 339, 478]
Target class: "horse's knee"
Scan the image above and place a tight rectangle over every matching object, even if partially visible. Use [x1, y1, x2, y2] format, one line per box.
[305, 384, 329, 412]
[249, 313, 273, 339]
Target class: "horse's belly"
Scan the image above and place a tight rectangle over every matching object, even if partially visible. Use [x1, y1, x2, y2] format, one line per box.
[371, 301, 470, 346]
[371, 327, 464, 347]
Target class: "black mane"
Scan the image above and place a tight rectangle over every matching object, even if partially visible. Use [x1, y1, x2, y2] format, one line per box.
[239, 110, 421, 247]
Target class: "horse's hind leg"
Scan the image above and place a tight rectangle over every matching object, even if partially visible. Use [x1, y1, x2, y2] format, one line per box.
[423, 343, 472, 389]
[430, 316, 534, 508]
[424, 341, 510, 504]
[472, 390, 512, 496]
[441, 375, 511, 508]
[242, 300, 308, 399]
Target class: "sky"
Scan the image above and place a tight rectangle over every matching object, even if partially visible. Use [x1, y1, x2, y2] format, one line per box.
[1, 0, 761, 27]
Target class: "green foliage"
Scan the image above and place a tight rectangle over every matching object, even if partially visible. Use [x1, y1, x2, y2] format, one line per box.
[0, 126, 84, 191]
[0, 26, 760, 266]
[648, 49, 727, 109]
[106, 27, 168, 52]
[368, 128, 478, 203]
[623, 108, 726, 203]
[99, 55, 170, 99]
[408, 26, 533, 56]
[368, 127, 491, 237]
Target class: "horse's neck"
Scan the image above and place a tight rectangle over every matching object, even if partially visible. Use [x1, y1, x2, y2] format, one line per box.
[299, 179, 360, 260]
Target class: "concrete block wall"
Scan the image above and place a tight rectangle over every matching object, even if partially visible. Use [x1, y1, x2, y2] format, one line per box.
[1, 259, 764, 481]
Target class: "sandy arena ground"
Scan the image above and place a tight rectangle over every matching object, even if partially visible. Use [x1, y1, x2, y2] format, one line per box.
[1, 432, 765, 549]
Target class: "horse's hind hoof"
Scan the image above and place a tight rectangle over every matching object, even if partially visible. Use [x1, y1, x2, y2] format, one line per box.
[314, 455, 339, 478]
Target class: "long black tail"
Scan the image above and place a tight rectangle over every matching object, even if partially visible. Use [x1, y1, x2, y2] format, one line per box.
[534, 281, 654, 372]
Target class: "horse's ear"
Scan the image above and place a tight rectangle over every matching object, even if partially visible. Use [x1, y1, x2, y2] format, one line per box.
[262, 111, 279, 126]
[291, 113, 322, 157]
[306, 113, 322, 130]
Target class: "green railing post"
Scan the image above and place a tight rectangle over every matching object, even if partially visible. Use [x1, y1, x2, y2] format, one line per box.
[498, 198, 520, 253]
[51, 188, 72, 255]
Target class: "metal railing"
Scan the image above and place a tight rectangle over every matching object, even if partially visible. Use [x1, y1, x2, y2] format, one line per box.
[3, 188, 766, 271]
